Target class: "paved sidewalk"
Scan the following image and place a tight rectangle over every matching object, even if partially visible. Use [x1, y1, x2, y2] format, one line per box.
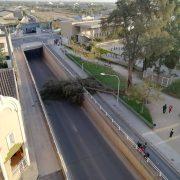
[97, 92, 180, 173]
[51, 45, 180, 175]
[103, 58, 180, 173]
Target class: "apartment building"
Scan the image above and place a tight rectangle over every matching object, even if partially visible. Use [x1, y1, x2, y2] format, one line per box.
[60, 19, 111, 45]
[0, 69, 30, 180]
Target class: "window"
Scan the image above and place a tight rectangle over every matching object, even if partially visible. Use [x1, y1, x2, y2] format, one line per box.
[6, 133, 15, 149]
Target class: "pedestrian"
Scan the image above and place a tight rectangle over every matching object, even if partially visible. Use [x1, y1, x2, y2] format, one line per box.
[169, 105, 173, 113]
[142, 142, 147, 150]
[169, 129, 174, 138]
[162, 104, 167, 114]
[144, 152, 150, 159]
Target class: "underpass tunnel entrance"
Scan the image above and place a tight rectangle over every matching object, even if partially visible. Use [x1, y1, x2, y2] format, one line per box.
[24, 47, 43, 61]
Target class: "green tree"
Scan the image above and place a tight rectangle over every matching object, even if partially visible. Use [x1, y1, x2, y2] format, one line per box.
[142, 0, 178, 77]
[128, 81, 161, 113]
[103, 0, 175, 88]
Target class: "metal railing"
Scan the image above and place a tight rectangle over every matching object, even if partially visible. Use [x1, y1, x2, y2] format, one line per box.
[83, 87, 168, 180]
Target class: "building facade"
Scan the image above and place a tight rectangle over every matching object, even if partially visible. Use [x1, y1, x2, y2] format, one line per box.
[60, 19, 111, 45]
[0, 69, 30, 180]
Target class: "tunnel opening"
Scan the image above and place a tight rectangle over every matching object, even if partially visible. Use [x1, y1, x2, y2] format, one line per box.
[24, 47, 43, 60]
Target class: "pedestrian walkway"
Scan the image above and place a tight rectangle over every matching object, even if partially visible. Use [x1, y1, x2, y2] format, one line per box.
[52, 44, 180, 174]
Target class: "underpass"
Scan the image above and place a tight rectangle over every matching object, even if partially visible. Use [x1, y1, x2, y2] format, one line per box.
[24, 47, 138, 180]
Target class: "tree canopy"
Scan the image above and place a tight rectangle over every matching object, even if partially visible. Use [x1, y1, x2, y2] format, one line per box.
[103, 0, 176, 88]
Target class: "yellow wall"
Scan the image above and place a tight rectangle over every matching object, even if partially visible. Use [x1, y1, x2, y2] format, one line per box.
[0, 107, 23, 162]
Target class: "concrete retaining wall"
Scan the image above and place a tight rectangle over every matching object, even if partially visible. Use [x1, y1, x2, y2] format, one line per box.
[42, 45, 69, 80]
[83, 93, 155, 180]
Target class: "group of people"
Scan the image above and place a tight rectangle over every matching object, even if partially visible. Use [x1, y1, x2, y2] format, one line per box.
[137, 142, 150, 159]
[162, 104, 175, 138]
[162, 104, 173, 114]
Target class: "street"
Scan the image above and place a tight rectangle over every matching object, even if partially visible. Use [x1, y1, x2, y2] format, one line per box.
[26, 49, 137, 180]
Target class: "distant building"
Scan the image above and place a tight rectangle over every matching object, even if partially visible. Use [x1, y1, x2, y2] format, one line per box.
[60, 19, 112, 45]
[0, 68, 30, 180]
[0, 8, 22, 26]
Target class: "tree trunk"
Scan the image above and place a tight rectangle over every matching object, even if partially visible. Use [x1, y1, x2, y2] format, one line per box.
[127, 60, 133, 89]
[142, 58, 147, 78]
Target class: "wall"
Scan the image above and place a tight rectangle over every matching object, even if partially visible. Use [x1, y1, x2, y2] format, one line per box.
[42, 46, 69, 80]
[0, 108, 23, 162]
[60, 21, 73, 40]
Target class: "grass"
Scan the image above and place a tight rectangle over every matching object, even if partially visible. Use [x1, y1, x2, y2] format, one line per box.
[67, 53, 154, 128]
[66, 53, 126, 90]
[121, 96, 153, 128]
[163, 79, 180, 99]
[176, 63, 180, 70]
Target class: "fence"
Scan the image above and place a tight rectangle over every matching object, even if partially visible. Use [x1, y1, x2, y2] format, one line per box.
[143, 71, 173, 87]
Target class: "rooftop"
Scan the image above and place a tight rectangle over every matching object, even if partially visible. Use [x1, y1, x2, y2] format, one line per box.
[0, 10, 13, 17]
[74, 20, 101, 29]
[0, 68, 18, 99]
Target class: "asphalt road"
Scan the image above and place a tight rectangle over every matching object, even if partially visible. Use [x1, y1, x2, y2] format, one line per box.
[25, 50, 136, 180]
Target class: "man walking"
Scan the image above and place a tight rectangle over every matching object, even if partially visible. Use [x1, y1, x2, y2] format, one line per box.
[163, 104, 167, 114]
[169, 129, 174, 138]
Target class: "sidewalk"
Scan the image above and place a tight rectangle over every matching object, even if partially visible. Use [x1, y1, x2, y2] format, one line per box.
[51, 45, 180, 174]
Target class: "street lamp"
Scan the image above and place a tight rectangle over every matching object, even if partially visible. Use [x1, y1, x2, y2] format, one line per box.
[100, 73, 120, 102]
[82, 62, 84, 71]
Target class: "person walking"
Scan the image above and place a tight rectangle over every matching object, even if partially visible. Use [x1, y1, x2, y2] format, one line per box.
[163, 104, 167, 114]
[169, 105, 173, 113]
[169, 129, 174, 138]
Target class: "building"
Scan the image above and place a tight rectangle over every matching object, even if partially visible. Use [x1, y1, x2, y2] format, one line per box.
[60, 19, 111, 45]
[0, 29, 13, 68]
[0, 9, 20, 26]
[0, 68, 30, 180]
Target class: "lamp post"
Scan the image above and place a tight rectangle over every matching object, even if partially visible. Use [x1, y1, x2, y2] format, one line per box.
[82, 62, 84, 71]
[100, 73, 120, 102]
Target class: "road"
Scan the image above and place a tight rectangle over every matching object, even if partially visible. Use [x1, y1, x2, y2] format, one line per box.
[12, 33, 59, 47]
[47, 45, 180, 180]
[25, 49, 137, 180]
